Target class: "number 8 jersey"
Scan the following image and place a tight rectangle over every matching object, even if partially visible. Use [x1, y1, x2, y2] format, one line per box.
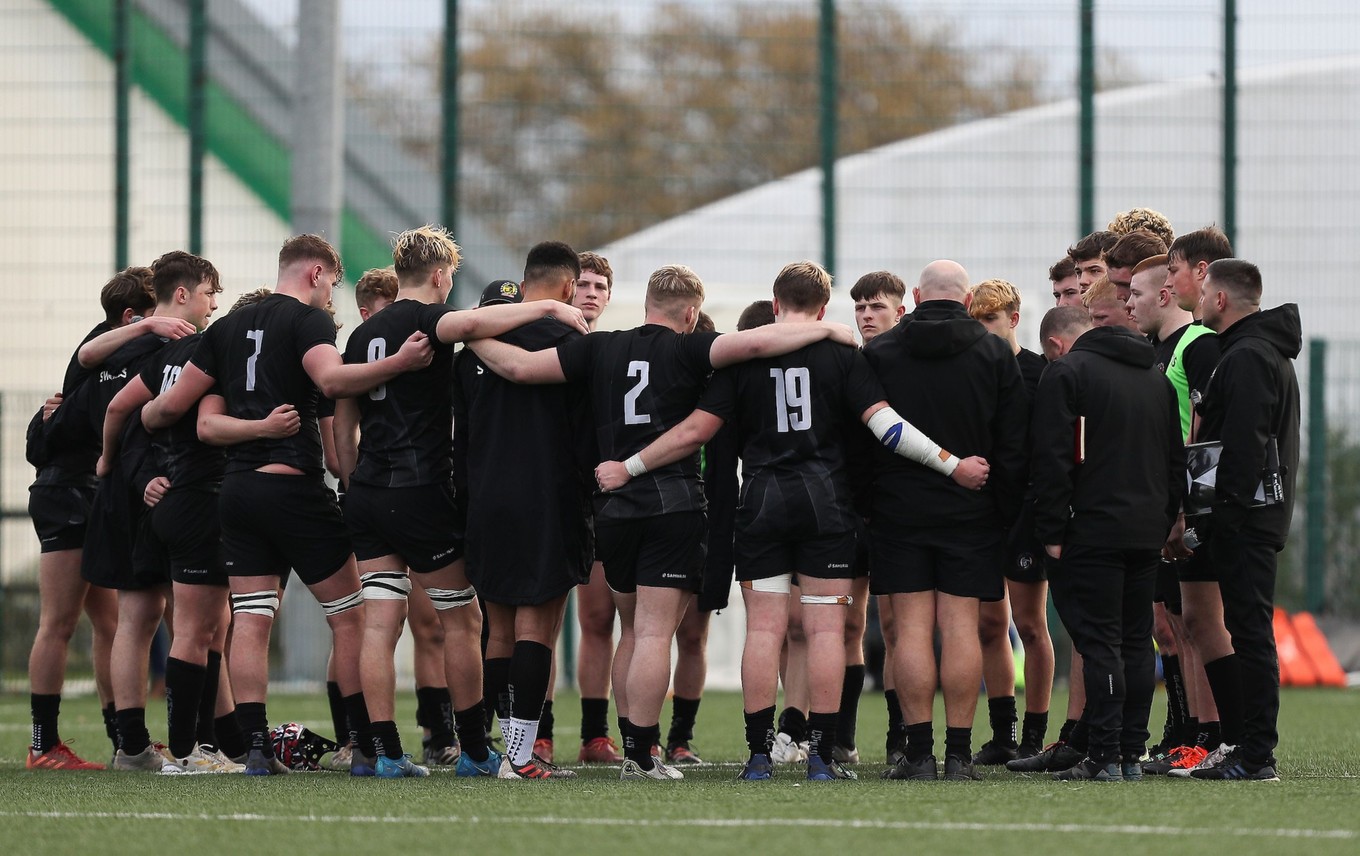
[190, 292, 334, 474]
[342, 299, 456, 488]
[557, 324, 720, 522]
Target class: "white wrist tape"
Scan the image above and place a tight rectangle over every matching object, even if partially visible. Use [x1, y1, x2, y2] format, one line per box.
[866, 406, 958, 476]
[624, 454, 648, 478]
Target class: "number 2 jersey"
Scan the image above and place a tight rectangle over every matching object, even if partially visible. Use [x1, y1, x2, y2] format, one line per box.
[698, 341, 884, 539]
[556, 324, 720, 523]
[189, 292, 334, 475]
[342, 299, 456, 488]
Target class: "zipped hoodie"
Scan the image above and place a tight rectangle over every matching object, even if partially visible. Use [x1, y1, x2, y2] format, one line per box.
[1031, 325, 1185, 549]
[862, 299, 1029, 528]
[1197, 304, 1301, 545]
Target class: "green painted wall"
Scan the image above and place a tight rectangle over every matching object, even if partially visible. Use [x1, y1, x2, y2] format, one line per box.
[48, 0, 391, 277]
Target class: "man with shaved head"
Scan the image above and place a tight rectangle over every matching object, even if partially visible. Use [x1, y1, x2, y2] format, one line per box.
[863, 260, 1029, 781]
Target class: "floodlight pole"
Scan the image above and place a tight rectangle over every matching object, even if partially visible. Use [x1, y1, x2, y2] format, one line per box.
[291, 0, 344, 242]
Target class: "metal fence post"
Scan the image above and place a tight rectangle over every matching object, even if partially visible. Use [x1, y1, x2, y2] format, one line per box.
[442, 0, 459, 246]
[188, 0, 207, 255]
[114, 0, 132, 270]
[1078, 0, 1095, 237]
[1222, 0, 1237, 247]
[1306, 339, 1327, 614]
[819, 0, 837, 278]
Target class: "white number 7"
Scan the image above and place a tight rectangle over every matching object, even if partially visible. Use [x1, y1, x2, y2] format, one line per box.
[245, 330, 264, 391]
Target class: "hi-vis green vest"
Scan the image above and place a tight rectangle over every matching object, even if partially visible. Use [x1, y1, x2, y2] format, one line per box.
[1167, 322, 1215, 440]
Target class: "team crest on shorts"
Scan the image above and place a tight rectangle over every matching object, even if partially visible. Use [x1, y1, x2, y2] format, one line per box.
[1017, 553, 1034, 571]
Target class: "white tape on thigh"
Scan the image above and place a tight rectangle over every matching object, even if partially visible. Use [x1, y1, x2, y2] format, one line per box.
[424, 585, 476, 611]
[360, 570, 412, 601]
[320, 589, 365, 616]
[800, 594, 854, 606]
[741, 574, 791, 594]
[230, 590, 280, 617]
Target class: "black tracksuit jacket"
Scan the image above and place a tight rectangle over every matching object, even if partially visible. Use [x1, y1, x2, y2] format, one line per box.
[861, 299, 1029, 529]
[1031, 325, 1185, 549]
[1196, 304, 1302, 546]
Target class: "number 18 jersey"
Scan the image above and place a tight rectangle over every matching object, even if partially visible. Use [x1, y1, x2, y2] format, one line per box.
[557, 324, 720, 522]
[190, 293, 333, 474]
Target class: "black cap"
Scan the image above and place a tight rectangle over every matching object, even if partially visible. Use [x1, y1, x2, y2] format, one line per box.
[479, 279, 522, 307]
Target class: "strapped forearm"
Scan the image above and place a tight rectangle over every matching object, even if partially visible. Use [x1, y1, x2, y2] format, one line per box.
[866, 405, 958, 476]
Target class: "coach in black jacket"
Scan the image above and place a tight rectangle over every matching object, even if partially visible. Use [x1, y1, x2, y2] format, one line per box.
[1190, 260, 1300, 782]
[862, 260, 1027, 780]
[1031, 307, 1184, 781]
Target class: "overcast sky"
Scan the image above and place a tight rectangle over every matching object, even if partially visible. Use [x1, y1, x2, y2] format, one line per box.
[243, 0, 1357, 90]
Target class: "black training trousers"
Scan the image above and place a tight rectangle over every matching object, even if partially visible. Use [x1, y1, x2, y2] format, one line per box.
[1210, 534, 1281, 767]
[1048, 544, 1159, 764]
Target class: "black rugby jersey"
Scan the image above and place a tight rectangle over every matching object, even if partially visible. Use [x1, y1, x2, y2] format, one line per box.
[557, 325, 720, 522]
[1017, 347, 1047, 401]
[190, 292, 333, 474]
[36, 331, 165, 488]
[453, 317, 594, 600]
[138, 333, 224, 490]
[699, 341, 882, 539]
[343, 299, 456, 488]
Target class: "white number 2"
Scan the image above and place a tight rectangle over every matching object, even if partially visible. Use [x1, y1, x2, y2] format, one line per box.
[770, 367, 812, 433]
[367, 338, 387, 401]
[624, 360, 651, 425]
[244, 330, 264, 391]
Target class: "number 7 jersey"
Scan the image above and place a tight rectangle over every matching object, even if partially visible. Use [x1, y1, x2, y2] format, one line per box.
[189, 292, 335, 474]
[557, 324, 720, 522]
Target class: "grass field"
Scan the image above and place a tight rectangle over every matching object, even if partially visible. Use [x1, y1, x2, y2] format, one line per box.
[0, 686, 1356, 856]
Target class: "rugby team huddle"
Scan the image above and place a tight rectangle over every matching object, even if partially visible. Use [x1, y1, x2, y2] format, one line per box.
[22, 206, 1299, 785]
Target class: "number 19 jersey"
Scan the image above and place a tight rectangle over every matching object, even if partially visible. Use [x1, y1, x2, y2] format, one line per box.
[557, 324, 720, 522]
[698, 341, 884, 539]
[190, 293, 334, 474]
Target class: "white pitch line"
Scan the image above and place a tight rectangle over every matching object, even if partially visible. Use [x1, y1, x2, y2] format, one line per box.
[0, 811, 1353, 840]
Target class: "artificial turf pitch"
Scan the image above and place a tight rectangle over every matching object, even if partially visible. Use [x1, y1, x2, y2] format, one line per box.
[0, 686, 1356, 856]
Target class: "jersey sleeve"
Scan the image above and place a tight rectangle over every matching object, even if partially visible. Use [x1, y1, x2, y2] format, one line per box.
[188, 322, 221, 378]
[680, 330, 721, 374]
[294, 306, 339, 360]
[556, 333, 597, 383]
[842, 349, 888, 417]
[419, 303, 456, 340]
[138, 350, 167, 394]
[697, 367, 738, 422]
